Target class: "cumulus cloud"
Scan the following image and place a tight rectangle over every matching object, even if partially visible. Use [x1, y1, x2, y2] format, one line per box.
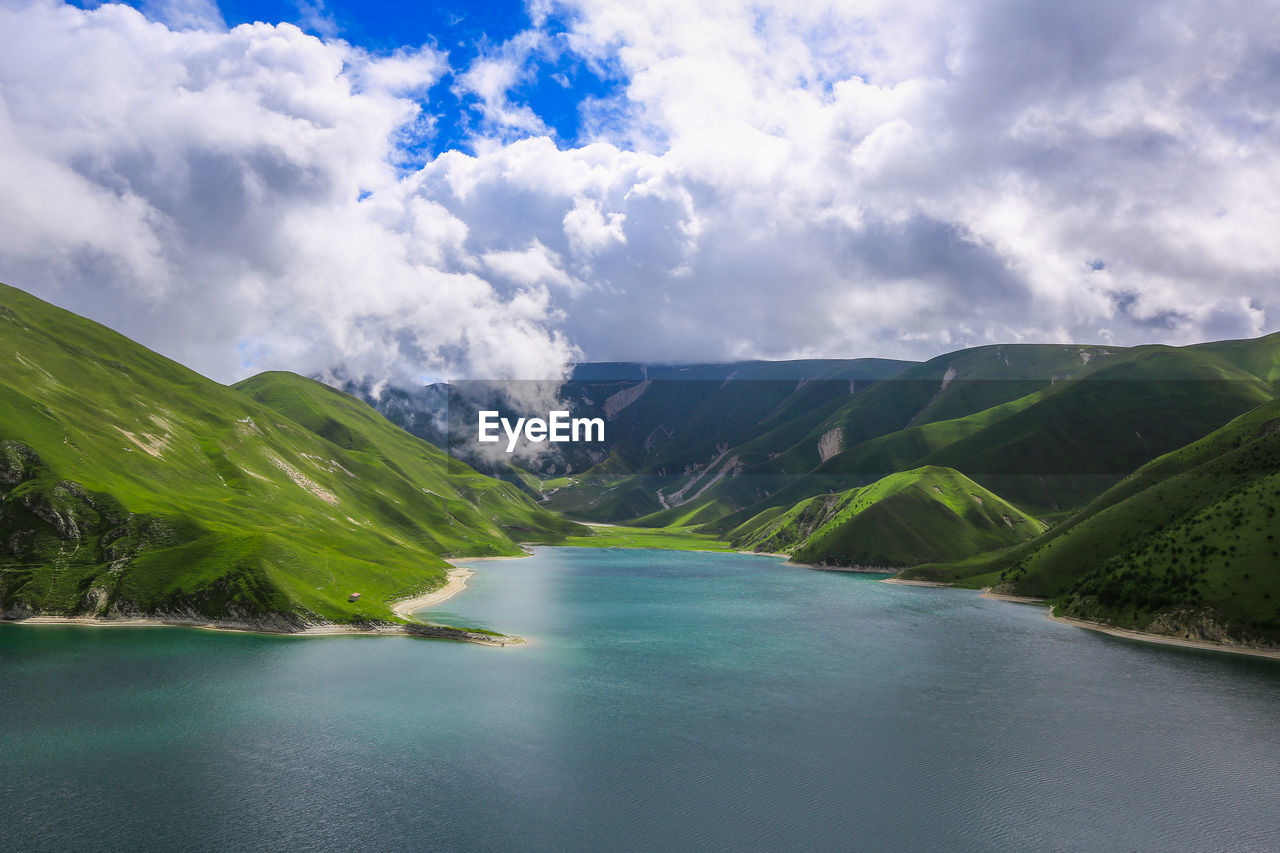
[562, 196, 625, 257]
[0, 0, 575, 384]
[530, 0, 1280, 359]
[0, 0, 1277, 389]
[482, 239, 583, 293]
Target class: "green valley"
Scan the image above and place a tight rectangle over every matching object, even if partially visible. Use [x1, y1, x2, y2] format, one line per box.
[4, 279, 1279, 651]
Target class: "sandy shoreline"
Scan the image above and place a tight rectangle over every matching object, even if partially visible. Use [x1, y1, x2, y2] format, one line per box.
[387, 550, 532, 633]
[5, 615, 366, 633]
[0, 613, 521, 645]
[1047, 612, 1280, 660]
[980, 589, 1047, 604]
[390, 567, 473, 619]
[6, 614, 428, 637]
[739, 550, 898, 574]
[793, 562, 897, 574]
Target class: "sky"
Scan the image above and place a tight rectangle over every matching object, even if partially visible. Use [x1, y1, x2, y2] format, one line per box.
[1, 0, 1278, 385]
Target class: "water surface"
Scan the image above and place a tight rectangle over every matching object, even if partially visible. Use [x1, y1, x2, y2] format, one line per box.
[2, 548, 1277, 851]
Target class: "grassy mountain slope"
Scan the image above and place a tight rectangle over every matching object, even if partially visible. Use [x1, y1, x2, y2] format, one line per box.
[902, 400, 1280, 645]
[763, 344, 1120, 476]
[234, 372, 584, 544]
[1191, 332, 1280, 386]
[730, 466, 1044, 568]
[544, 344, 1139, 529]
[704, 341, 1278, 534]
[533, 361, 910, 521]
[915, 347, 1273, 507]
[0, 283, 579, 629]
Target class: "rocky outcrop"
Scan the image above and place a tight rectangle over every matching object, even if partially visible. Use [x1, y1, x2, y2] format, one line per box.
[1145, 608, 1255, 646]
[817, 428, 842, 463]
[0, 440, 41, 486]
[1057, 598, 1278, 651]
[1, 453, 177, 618]
[603, 380, 651, 419]
[19, 480, 97, 540]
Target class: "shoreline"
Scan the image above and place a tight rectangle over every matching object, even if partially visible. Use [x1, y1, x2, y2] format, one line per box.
[980, 588, 1047, 604]
[11, 546, 1276, 659]
[739, 550, 898, 574]
[0, 614, 520, 645]
[1047, 611, 1280, 661]
[791, 561, 897, 574]
[0, 551, 538, 647]
[881, 580, 1280, 661]
[390, 567, 473, 619]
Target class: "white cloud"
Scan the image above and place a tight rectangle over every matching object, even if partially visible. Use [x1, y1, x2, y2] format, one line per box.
[470, 0, 1280, 360]
[1, 0, 1278, 388]
[0, 1, 575, 383]
[356, 47, 447, 95]
[482, 240, 583, 293]
[562, 196, 625, 257]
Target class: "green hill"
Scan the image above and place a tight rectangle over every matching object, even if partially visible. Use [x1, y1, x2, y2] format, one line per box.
[0, 283, 582, 632]
[730, 466, 1044, 568]
[700, 340, 1278, 532]
[902, 400, 1280, 645]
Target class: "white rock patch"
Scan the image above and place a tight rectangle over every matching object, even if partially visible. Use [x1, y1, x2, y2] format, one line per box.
[817, 428, 843, 463]
[262, 448, 339, 505]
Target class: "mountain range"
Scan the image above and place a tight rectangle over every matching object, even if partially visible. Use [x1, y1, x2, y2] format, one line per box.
[3, 282, 1277, 647]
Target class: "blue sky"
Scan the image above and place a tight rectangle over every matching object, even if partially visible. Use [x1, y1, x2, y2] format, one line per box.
[81, 0, 620, 156]
[5, 0, 1280, 383]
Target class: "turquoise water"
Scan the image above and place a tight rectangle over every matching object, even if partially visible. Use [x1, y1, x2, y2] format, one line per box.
[2, 548, 1278, 852]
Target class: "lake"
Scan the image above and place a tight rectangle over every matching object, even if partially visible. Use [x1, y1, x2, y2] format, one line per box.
[2, 548, 1277, 851]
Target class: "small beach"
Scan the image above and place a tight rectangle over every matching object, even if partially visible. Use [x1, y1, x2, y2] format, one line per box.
[391, 567, 474, 619]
